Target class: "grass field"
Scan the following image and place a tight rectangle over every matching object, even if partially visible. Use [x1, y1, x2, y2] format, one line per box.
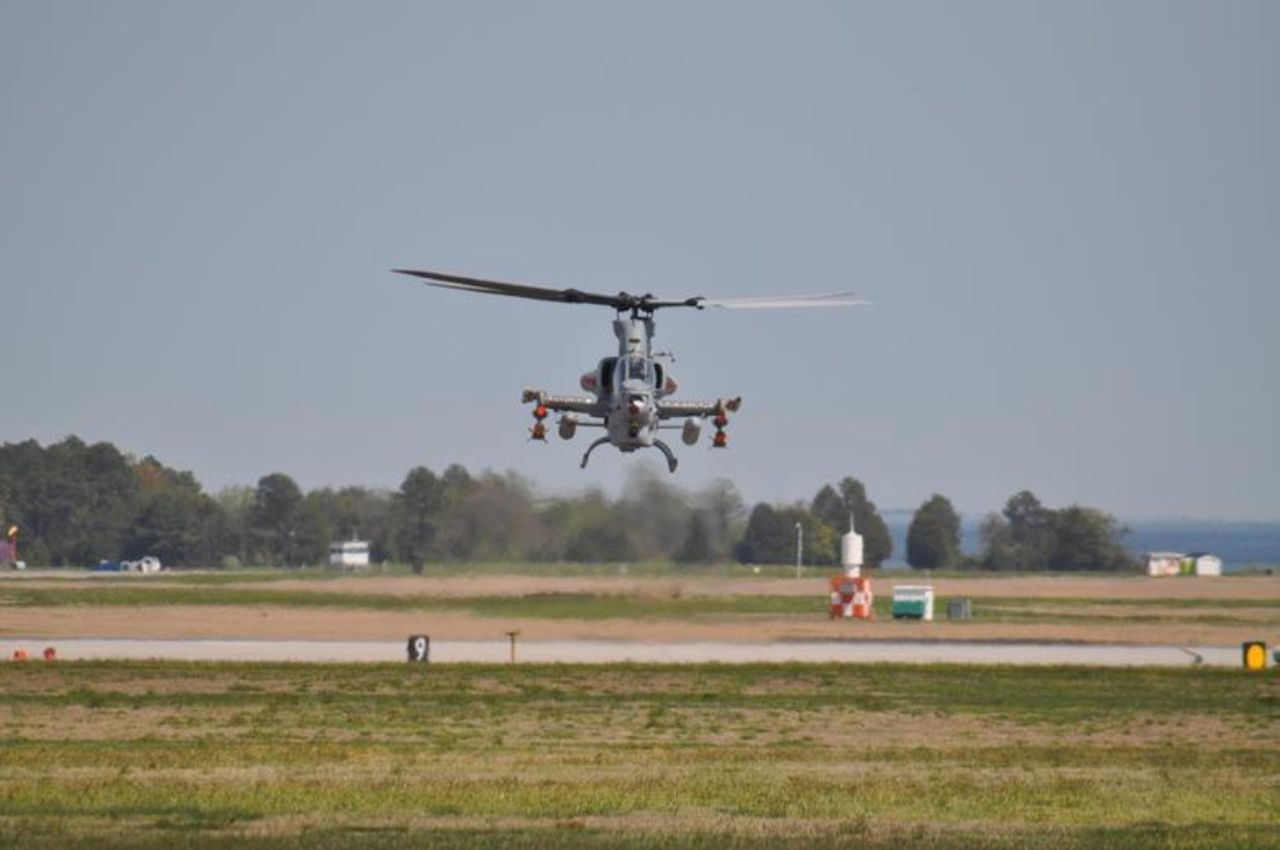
[1, 661, 1277, 849]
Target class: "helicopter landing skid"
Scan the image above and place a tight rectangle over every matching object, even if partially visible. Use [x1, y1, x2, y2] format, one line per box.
[652, 439, 679, 474]
[580, 437, 610, 470]
[579, 437, 679, 473]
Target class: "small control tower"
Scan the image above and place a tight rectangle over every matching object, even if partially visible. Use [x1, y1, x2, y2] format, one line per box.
[329, 534, 370, 571]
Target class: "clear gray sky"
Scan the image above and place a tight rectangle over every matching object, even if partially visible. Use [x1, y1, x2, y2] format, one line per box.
[3, 2, 1277, 520]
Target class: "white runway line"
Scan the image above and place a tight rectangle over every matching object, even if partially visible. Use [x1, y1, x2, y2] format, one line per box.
[1, 638, 1248, 667]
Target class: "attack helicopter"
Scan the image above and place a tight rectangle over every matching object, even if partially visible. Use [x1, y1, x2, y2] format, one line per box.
[394, 268, 864, 473]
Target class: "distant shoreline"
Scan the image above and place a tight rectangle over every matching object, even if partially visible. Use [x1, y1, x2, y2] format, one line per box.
[883, 515, 1280, 571]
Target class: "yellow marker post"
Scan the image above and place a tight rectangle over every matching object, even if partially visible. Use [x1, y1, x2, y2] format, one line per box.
[1242, 641, 1267, 671]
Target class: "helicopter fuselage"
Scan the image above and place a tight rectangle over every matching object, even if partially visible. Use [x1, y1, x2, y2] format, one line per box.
[602, 317, 660, 451]
[522, 312, 738, 472]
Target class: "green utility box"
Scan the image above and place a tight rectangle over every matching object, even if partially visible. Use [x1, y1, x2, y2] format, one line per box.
[891, 585, 935, 621]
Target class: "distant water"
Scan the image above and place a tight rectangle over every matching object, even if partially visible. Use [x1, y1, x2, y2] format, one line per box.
[882, 514, 1280, 572]
[1119, 520, 1280, 570]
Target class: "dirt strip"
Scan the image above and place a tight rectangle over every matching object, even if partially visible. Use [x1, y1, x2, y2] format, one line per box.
[2, 604, 1275, 646]
[5, 573, 1279, 599]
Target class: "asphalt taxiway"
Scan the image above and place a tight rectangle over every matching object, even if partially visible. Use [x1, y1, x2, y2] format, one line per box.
[2, 638, 1247, 666]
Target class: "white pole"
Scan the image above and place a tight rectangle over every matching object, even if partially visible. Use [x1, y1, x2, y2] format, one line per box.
[795, 522, 803, 578]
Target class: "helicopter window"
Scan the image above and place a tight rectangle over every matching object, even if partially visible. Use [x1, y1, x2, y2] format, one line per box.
[654, 363, 664, 388]
[599, 357, 616, 393]
[625, 357, 649, 382]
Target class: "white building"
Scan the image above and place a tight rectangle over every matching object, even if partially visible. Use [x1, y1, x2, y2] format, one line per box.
[1145, 552, 1185, 577]
[1145, 551, 1222, 577]
[329, 538, 370, 569]
[1187, 553, 1222, 577]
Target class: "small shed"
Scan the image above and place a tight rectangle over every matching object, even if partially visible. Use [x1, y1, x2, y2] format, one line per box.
[1146, 552, 1185, 577]
[1186, 553, 1222, 577]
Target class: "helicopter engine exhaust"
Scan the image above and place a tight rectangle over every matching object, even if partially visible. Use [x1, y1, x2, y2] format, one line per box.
[681, 417, 702, 446]
[558, 414, 578, 441]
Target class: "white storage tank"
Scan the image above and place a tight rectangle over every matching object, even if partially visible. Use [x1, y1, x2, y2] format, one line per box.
[840, 516, 864, 577]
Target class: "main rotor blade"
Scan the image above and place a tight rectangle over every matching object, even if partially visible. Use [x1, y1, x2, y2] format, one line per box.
[395, 268, 866, 313]
[697, 292, 868, 310]
[393, 268, 629, 309]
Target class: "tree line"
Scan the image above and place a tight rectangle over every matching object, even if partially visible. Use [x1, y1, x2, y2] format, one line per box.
[0, 436, 1135, 571]
[904, 490, 1136, 572]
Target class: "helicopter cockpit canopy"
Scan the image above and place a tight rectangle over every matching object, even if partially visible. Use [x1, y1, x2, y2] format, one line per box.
[619, 356, 652, 387]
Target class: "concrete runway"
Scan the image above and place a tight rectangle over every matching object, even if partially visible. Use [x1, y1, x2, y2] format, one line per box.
[2, 637, 1249, 667]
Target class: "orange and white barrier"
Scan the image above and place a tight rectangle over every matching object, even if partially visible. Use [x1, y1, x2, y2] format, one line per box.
[829, 575, 873, 619]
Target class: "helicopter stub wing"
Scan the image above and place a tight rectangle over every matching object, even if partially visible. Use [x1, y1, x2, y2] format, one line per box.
[521, 389, 603, 416]
[657, 397, 742, 419]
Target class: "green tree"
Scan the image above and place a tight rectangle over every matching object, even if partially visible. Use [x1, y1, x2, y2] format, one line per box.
[214, 485, 254, 565]
[981, 490, 1055, 571]
[442, 472, 544, 562]
[565, 519, 637, 562]
[0, 439, 55, 563]
[980, 491, 1135, 572]
[394, 466, 444, 572]
[74, 440, 141, 563]
[795, 508, 839, 567]
[736, 503, 835, 567]
[810, 477, 892, 567]
[1, 437, 140, 565]
[291, 492, 334, 566]
[126, 456, 228, 567]
[674, 511, 713, 564]
[696, 478, 745, 563]
[250, 473, 304, 566]
[127, 487, 224, 566]
[736, 503, 791, 564]
[618, 464, 690, 561]
[906, 494, 961, 569]
[441, 463, 474, 494]
[1049, 506, 1136, 572]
